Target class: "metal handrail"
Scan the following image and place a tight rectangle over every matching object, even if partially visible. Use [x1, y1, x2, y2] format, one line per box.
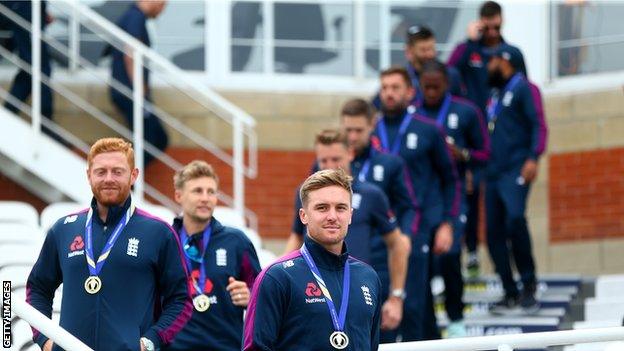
[12, 299, 93, 351]
[379, 327, 624, 351]
[0, 1, 258, 228]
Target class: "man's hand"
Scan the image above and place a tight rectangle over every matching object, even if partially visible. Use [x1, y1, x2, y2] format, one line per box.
[226, 277, 251, 307]
[467, 20, 483, 41]
[521, 159, 538, 184]
[433, 222, 453, 255]
[140, 340, 145, 351]
[43, 340, 53, 351]
[465, 169, 474, 195]
[381, 297, 403, 330]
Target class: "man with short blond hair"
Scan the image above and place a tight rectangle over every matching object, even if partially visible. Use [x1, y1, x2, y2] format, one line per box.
[284, 129, 410, 341]
[165, 160, 261, 351]
[27, 137, 191, 351]
[244, 169, 381, 350]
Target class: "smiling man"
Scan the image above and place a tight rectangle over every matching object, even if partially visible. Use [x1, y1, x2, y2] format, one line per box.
[244, 169, 382, 351]
[165, 160, 261, 351]
[27, 137, 191, 351]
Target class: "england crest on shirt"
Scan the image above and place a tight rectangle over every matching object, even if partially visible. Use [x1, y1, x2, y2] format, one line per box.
[216, 248, 227, 266]
[448, 113, 459, 129]
[503, 91, 514, 106]
[407, 133, 418, 149]
[352, 193, 362, 210]
[373, 165, 384, 181]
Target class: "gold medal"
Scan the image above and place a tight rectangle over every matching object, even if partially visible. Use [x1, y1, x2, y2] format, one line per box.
[193, 294, 210, 312]
[84, 276, 102, 294]
[329, 331, 349, 349]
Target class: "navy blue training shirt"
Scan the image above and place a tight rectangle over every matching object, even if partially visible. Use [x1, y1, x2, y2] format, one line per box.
[165, 217, 261, 351]
[372, 112, 460, 226]
[291, 181, 397, 264]
[243, 237, 381, 351]
[448, 39, 527, 114]
[27, 197, 192, 351]
[351, 145, 418, 236]
[486, 74, 547, 178]
[417, 94, 491, 180]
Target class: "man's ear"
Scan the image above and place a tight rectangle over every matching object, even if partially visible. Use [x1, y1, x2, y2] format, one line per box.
[299, 208, 308, 225]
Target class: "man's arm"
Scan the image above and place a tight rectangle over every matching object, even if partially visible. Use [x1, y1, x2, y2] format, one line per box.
[228, 236, 262, 308]
[432, 127, 460, 254]
[142, 226, 192, 349]
[243, 272, 286, 351]
[387, 157, 419, 236]
[369, 188, 410, 330]
[26, 226, 62, 349]
[465, 102, 491, 165]
[521, 82, 548, 183]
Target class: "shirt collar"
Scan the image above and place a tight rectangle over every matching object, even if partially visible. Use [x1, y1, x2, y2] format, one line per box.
[90, 196, 132, 226]
[303, 235, 349, 271]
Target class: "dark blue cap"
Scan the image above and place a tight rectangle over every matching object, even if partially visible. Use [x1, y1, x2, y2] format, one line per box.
[492, 44, 525, 72]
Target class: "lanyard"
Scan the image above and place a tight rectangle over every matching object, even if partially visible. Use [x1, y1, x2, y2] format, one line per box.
[418, 93, 452, 128]
[300, 244, 350, 332]
[376, 112, 412, 155]
[487, 73, 522, 122]
[356, 147, 375, 183]
[85, 200, 135, 277]
[180, 224, 213, 295]
[407, 63, 424, 106]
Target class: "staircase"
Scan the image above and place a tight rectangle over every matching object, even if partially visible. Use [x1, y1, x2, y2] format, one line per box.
[436, 274, 584, 351]
[0, 0, 257, 227]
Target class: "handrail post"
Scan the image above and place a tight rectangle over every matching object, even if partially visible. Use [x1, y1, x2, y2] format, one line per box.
[133, 49, 144, 202]
[233, 117, 245, 220]
[31, 0, 41, 141]
[69, 4, 79, 72]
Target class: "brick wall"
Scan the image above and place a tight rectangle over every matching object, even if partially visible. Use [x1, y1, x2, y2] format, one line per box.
[549, 147, 624, 242]
[0, 174, 47, 212]
[146, 148, 315, 238]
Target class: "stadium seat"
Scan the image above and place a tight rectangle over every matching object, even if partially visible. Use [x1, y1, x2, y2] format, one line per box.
[213, 206, 246, 230]
[0, 223, 44, 244]
[0, 244, 38, 269]
[0, 266, 35, 287]
[595, 274, 624, 299]
[40, 203, 85, 233]
[584, 297, 624, 321]
[0, 201, 39, 226]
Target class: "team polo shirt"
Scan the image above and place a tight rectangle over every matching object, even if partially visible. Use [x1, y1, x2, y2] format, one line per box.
[243, 237, 381, 351]
[165, 217, 261, 351]
[371, 111, 460, 226]
[417, 95, 490, 180]
[486, 74, 547, 178]
[27, 197, 192, 351]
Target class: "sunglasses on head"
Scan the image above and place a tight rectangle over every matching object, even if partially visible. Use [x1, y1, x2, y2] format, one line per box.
[408, 25, 422, 35]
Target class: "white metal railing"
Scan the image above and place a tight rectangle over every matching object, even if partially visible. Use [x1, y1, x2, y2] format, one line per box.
[0, 1, 259, 229]
[12, 299, 93, 351]
[379, 327, 624, 351]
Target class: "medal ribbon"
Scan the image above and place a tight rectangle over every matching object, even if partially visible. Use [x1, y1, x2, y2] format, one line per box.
[300, 244, 350, 332]
[180, 225, 212, 295]
[85, 199, 135, 277]
[376, 111, 412, 155]
[356, 147, 375, 183]
[487, 73, 523, 124]
[406, 63, 424, 106]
